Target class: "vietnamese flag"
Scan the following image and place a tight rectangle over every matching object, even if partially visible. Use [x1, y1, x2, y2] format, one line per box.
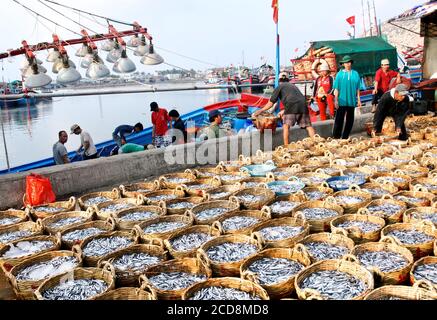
[346, 16, 356, 26]
[272, 0, 279, 24]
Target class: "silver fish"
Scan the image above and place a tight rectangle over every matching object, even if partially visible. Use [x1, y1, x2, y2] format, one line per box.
[335, 196, 365, 206]
[82, 236, 133, 257]
[168, 202, 196, 210]
[378, 177, 406, 184]
[148, 272, 207, 291]
[300, 208, 339, 220]
[49, 217, 86, 230]
[247, 258, 304, 285]
[166, 177, 192, 184]
[0, 217, 21, 227]
[222, 216, 260, 232]
[269, 184, 303, 194]
[170, 233, 214, 252]
[196, 208, 229, 222]
[189, 286, 261, 300]
[220, 175, 244, 182]
[112, 253, 162, 273]
[84, 197, 111, 207]
[336, 221, 381, 233]
[394, 195, 427, 204]
[148, 195, 177, 202]
[258, 226, 304, 241]
[415, 213, 437, 225]
[357, 251, 409, 273]
[143, 222, 187, 235]
[16, 256, 79, 281]
[269, 201, 300, 215]
[119, 211, 159, 222]
[62, 228, 105, 242]
[100, 203, 134, 213]
[0, 230, 33, 245]
[300, 270, 367, 300]
[206, 243, 258, 263]
[210, 192, 231, 200]
[42, 279, 108, 300]
[2, 240, 53, 259]
[386, 230, 435, 245]
[305, 191, 329, 201]
[188, 184, 213, 191]
[236, 194, 264, 203]
[304, 242, 350, 261]
[362, 188, 391, 198]
[367, 204, 403, 218]
[34, 206, 64, 214]
[413, 263, 437, 284]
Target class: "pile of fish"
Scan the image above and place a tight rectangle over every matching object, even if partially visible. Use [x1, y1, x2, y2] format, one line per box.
[206, 243, 258, 262]
[16, 256, 79, 281]
[394, 195, 426, 205]
[134, 188, 153, 193]
[330, 177, 365, 190]
[147, 194, 177, 202]
[167, 202, 196, 210]
[119, 211, 159, 222]
[305, 191, 329, 201]
[361, 187, 391, 198]
[222, 216, 261, 232]
[300, 208, 339, 220]
[187, 184, 212, 191]
[335, 196, 366, 206]
[422, 183, 437, 192]
[268, 184, 303, 194]
[62, 228, 105, 243]
[258, 226, 304, 241]
[416, 213, 437, 225]
[269, 201, 300, 215]
[244, 182, 261, 188]
[33, 206, 64, 214]
[166, 178, 192, 184]
[82, 236, 134, 257]
[300, 270, 367, 300]
[142, 222, 187, 235]
[170, 233, 214, 252]
[112, 253, 162, 273]
[235, 194, 264, 204]
[304, 242, 349, 261]
[356, 251, 409, 273]
[379, 177, 407, 184]
[335, 221, 381, 233]
[2, 240, 54, 259]
[367, 203, 403, 218]
[385, 230, 435, 245]
[209, 192, 231, 200]
[189, 286, 262, 300]
[49, 217, 86, 230]
[412, 263, 437, 284]
[220, 175, 244, 182]
[247, 258, 305, 285]
[99, 203, 135, 213]
[148, 272, 207, 291]
[41, 279, 108, 300]
[195, 208, 229, 222]
[0, 216, 21, 227]
[83, 197, 111, 207]
[0, 230, 33, 245]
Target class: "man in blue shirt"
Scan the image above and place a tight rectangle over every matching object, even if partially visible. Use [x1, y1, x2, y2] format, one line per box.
[332, 55, 362, 140]
[112, 122, 144, 146]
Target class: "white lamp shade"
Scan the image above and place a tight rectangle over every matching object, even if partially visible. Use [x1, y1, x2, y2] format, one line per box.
[86, 61, 110, 79]
[141, 52, 164, 65]
[57, 67, 82, 84]
[47, 50, 61, 63]
[24, 73, 52, 89]
[113, 57, 136, 73]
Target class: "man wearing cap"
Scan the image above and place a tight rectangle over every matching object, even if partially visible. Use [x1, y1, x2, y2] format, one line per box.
[70, 124, 98, 160]
[208, 110, 222, 140]
[313, 64, 335, 121]
[169, 110, 187, 144]
[332, 55, 362, 140]
[372, 59, 401, 113]
[253, 72, 315, 145]
[372, 84, 411, 141]
[150, 102, 172, 148]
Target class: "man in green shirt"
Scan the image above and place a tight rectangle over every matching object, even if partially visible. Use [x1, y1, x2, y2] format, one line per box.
[118, 137, 146, 154]
[208, 110, 222, 139]
[332, 55, 362, 140]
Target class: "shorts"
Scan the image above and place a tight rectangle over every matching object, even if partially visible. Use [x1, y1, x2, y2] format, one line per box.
[283, 113, 312, 129]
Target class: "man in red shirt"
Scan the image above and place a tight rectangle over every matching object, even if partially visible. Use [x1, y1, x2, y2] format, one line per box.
[150, 102, 172, 148]
[313, 64, 335, 121]
[372, 59, 401, 112]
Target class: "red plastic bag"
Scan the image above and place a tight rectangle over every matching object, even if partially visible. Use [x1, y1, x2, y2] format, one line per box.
[23, 174, 56, 206]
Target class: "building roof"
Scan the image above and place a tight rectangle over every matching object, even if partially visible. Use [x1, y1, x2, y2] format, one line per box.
[311, 36, 397, 55]
[389, 1, 437, 22]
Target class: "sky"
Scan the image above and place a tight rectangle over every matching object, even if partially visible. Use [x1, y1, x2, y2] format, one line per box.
[0, 0, 425, 81]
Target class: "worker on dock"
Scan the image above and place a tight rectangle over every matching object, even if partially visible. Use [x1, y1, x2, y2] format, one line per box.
[169, 110, 187, 144]
[112, 122, 144, 147]
[53, 130, 70, 165]
[150, 102, 172, 148]
[253, 72, 315, 145]
[372, 84, 411, 141]
[207, 110, 223, 140]
[313, 64, 335, 121]
[372, 59, 401, 113]
[70, 124, 98, 160]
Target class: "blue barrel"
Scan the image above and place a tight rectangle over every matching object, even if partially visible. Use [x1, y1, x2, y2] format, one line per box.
[233, 118, 249, 132]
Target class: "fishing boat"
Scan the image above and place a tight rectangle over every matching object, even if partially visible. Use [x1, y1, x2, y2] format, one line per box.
[0, 93, 271, 175]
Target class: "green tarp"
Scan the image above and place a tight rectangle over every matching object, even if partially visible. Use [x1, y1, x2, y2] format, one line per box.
[311, 37, 398, 77]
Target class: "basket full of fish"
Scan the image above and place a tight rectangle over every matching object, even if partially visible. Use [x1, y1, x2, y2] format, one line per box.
[112, 205, 166, 230]
[28, 197, 77, 220]
[232, 187, 276, 210]
[264, 192, 308, 218]
[119, 180, 161, 198]
[205, 184, 243, 201]
[158, 171, 197, 190]
[403, 205, 437, 227]
[143, 187, 186, 206]
[134, 215, 193, 242]
[0, 209, 31, 230]
[94, 284, 158, 300]
[186, 198, 240, 225]
[164, 197, 205, 215]
[410, 256, 437, 289]
[364, 281, 437, 300]
[330, 213, 386, 244]
[40, 208, 95, 235]
[331, 185, 372, 215]
[93, 196, 145, 221]
[0, 221, 44, 247]
[362, 196, 407, 224]
[181, 177, 222, 197]
[78, 189, 120, 210]
[212, 208, 271, 236]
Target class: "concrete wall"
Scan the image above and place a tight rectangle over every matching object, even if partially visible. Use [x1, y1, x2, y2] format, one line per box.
[0, 113, 373, 210]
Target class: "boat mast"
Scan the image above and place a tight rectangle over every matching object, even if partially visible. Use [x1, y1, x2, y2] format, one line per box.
[367, 0, 373, 36]
[372, 0, 379, 36]
[361, 0, 367, 37]
[0, 64, 10, 171]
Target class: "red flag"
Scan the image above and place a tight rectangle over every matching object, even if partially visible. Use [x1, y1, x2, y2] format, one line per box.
[346, 16, 356, 26]
[272, 0, 279, 24]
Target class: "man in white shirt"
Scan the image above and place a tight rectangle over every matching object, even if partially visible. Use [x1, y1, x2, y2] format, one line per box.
[70, 124, 98, 160]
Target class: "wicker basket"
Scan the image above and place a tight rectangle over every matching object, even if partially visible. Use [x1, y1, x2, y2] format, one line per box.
[94, 284, 158, 300]
[186, 198, 240, 225]
[264, 191, 308, 218]
[364, 281, 437, 300]
[404, 205, 437, 227]
[251, 215, 310, 249]
[294, 256, 374, 300]
[394, 188, 435, 209]
[381, 221, 437, 260]
[94, 195, 145, 220]
[361, 195, 406, 224]
[193, 165, 225, 178]
[181, 176, 222, 197]
[98, 243, 167, 287]
[364, 160, 395, 174]
[361, 181, 399, 200]
[29, 197, 77, 220]
[240, 246, 311, 299]
[134, 215, 194, 242]
[219, 155, 251, 172]
[113, 205, 166, 230]
[0, 235, 61, 274]
[78, 188, 120, 210]
[343, 167, 375, 183]
[59, 218, 117, 250]
[241, 176, 275, 189]
[292, 198, 344, 233]
[139, 257, 212, 300]
[34, 267, 115, 300]
[232, 187, 276, 210]
[182, 277, 270, 300]
[351, 236, 414, 285]
[270, 168, 302, 181]
[410, 256, 437, 290]
[164, 225, 222, 259]
[159, 171, 197, 190]
[298, 232, 355, 264]
[0, 209, 30, 230]
[41, 208, 95, 235]
[332, 157, 365, 169]
[296, 172, 332, 188]
[331, 185, 372, 214]
[318, 164, 347, 177]
[144, 187, 186, 206]
[218, 171, 251, 185]
[330, 213, 386, 244]
[382, 151, 414, 167]
[302, 183, 334, 201]
[212, 208, 271, 236]
[0, 221, 44, 247]
[119, 180, 161, 198]
[9, 250, 83, 300]
[198, 234, 263, 277]
[160, 197, 204, 216]
[411, 178, 437, 195]
[73, 230, 140, 267]
[205, 183, 243, 201]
